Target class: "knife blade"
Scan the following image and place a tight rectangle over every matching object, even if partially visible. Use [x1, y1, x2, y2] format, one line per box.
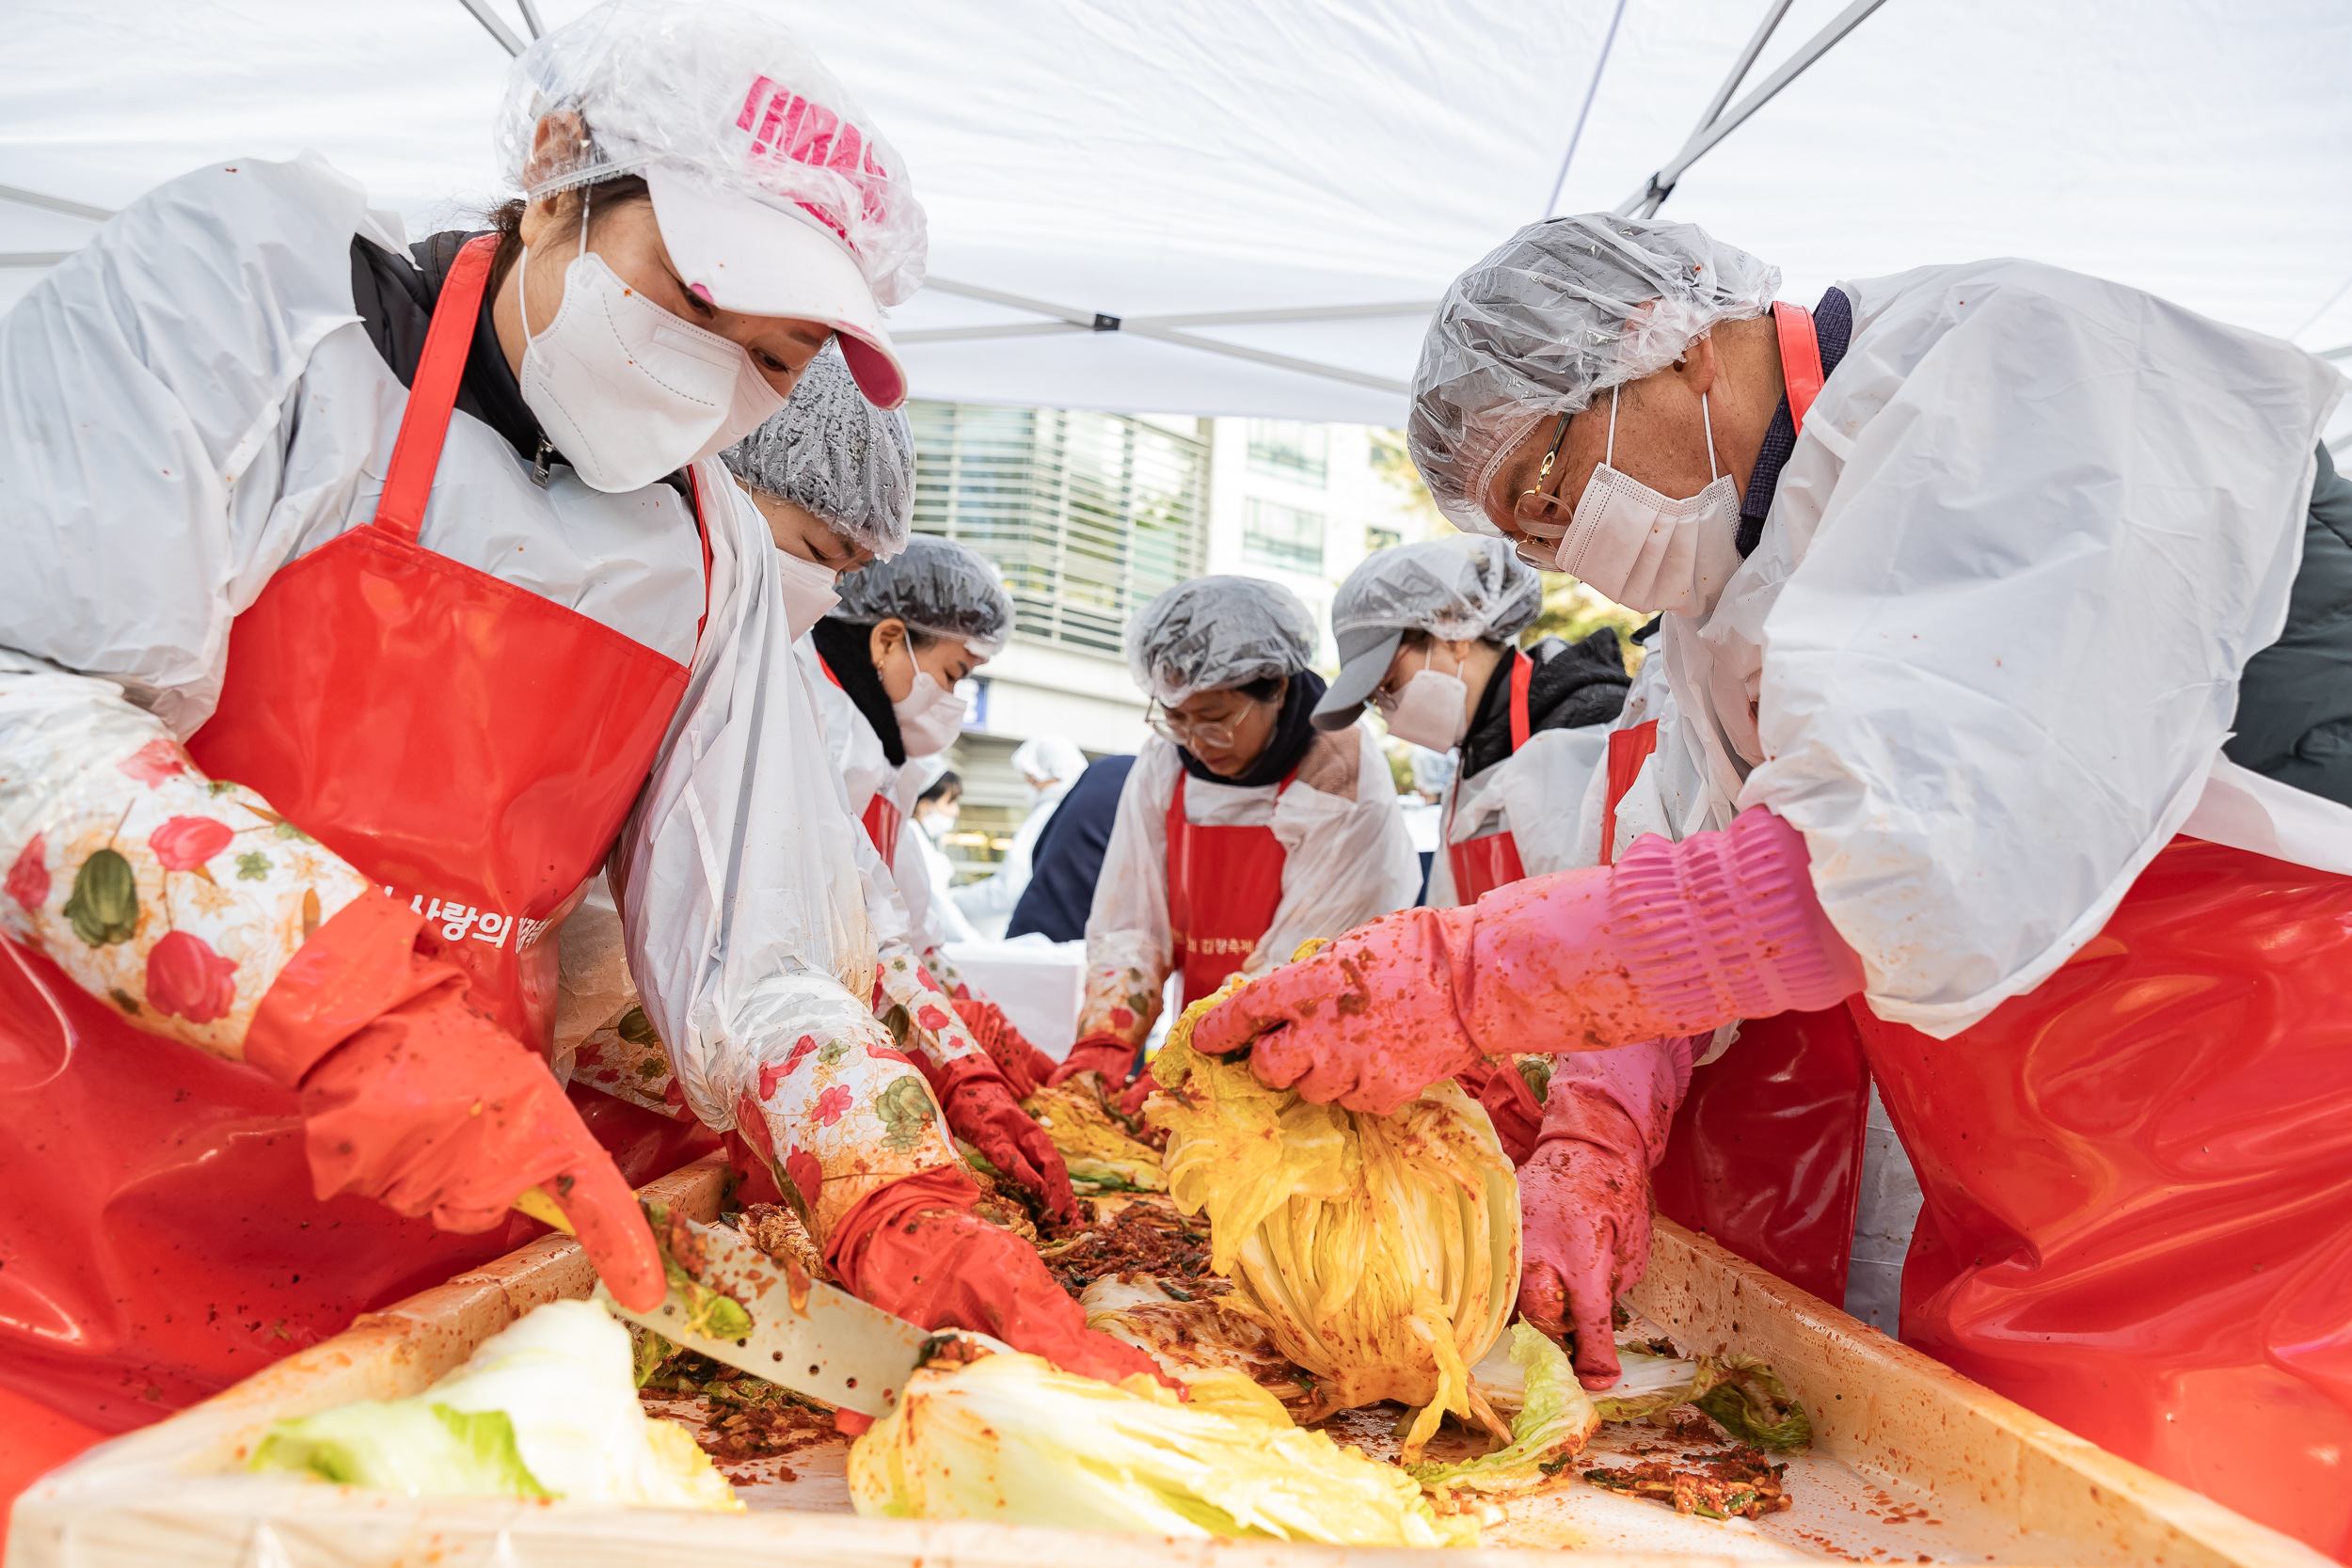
[517, 1186, 941, 1418]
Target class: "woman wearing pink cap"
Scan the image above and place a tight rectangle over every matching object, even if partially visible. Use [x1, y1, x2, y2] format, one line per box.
[0, 0, 1143, 1491]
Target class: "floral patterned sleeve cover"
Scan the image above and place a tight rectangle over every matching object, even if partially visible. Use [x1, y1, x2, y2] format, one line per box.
[1, 660, 371, 1058]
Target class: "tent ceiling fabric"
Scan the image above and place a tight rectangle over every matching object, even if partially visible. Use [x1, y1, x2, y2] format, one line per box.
[2, 0, 2349, 426]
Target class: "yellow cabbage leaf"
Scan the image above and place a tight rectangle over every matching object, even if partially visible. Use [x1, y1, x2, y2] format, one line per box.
[848, 1353, 1476, 1546]
[1021, 1079, 1168, 1190]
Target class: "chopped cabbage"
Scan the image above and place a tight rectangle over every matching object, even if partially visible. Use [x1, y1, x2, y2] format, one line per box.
[1146, 963, 1518, 1460]
[848, 1352, 1478, 1546]
[252, 1298, 739, 1510]
[1411, 1322, 1600, 1496]
[1022, 1080, 1168, 1190]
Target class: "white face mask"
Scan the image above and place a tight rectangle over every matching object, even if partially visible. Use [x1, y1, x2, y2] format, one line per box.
[773, 549, 841, 641]
[516, 206, 786, 494]
[1519, 385, 1742, 617]
[920, 809, 958, 843]
[894, 672, 968, 757]
[1375, 645, 1470, 752]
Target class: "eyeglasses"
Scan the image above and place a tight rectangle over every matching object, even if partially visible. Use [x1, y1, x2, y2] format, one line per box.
[1148, 698, 1266, 752]
[1513, 410, 1578, 540]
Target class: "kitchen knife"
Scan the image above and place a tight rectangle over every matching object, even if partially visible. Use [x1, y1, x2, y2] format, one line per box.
[518, 1186, 941, 1418]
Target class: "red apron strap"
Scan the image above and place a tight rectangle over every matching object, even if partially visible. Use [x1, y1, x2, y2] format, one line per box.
[1772, 301, 1827, 436]
[1506, 648, 1534, 752]
[373, 234, 500, 546]
[1599, 720, 1661, 866]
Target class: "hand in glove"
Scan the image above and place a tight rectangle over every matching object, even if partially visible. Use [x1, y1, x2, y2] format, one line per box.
[250, 893, 664, 1311]
[1194, 807, 1863, 1113]
[951, 996, 1058, 1101]
[915, 1052, 1077, 1226]
[1515, 1037, 1691, 1388]
[1047, 1031, 1137, 1090]
[835, 1174, 1165, 1389]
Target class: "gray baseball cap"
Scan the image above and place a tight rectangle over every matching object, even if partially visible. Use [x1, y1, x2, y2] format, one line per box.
[1311, 536, 1542, 730]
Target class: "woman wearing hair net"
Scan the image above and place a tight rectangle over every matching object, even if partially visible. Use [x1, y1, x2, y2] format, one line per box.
[1051, 578, 1419, 1107]
[568, 358, 1084, 1232]
[799, 521, 1080, 1222]
[0, 0, 1151, 1479]
[1197, 214, 2352, 1550]
[1312, 533, 1631, 1166]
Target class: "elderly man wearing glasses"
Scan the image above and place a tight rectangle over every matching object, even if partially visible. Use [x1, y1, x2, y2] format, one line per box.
[1046, 576, 1420, 1110]
[1192, 214, 2352, 1554]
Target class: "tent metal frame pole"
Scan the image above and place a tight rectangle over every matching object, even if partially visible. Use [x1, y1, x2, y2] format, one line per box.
[0, 183, 113, 222]
[1615, 0, 1889, 218]
[1543, 0, 1631, 218]
[914, 278, 1419, 393]
[458, 0, 526, 57]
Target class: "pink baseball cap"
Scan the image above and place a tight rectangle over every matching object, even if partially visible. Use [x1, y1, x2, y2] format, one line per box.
[498, 0, 927, 408]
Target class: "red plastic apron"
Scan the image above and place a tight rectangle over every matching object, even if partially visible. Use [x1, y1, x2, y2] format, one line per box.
[1611, 309, 1874, 1304]
[1850, 837, 2352, 1555]
[0, 236, 711, 1458]
[1164, 770, 1292, 1007]
[817, 657, 905, 857]
[1446, 649, 1533, 903]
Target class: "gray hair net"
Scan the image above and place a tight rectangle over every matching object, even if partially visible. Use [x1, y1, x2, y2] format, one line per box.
[826, 533, 1014, 658]
[722, 348, 914, 557]
[1408, 214, 1780, 533]
[1127, 576, 1317, 707]
[1332, 535, 1542, 647]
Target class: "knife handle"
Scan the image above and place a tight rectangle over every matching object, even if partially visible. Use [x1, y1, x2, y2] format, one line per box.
[514, 1184, 575, 1235]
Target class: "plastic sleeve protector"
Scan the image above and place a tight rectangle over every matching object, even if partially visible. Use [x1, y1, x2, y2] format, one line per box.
[1, 657, 372, 1060]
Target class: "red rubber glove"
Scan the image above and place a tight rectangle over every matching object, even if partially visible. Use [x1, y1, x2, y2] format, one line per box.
[247, 892, 663, 1311]
[1047, 1030, 1138, 1089]
[1515, 1036, 1690, 1388]
[832, 1171, 1164, 1389]
[1114, 1065, 1160, 1119]
[1195, 806, 1864, 1113]
[913, 1051, 1077, 1226]
[950, 997, 1059, 1101]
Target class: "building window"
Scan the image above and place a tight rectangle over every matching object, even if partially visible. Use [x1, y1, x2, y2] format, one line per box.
[907, 404, 1210, 657]
[1247, 420, 1328, 486]
[1244, 499, 1326, 574]
[1364, 525, 1402, 553]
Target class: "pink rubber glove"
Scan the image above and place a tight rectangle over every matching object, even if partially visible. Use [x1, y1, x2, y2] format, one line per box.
[1517, 1036, 1692, 1389]
[1047, 1031, 1137, 1089]
[1195, 806, 1864, 1113]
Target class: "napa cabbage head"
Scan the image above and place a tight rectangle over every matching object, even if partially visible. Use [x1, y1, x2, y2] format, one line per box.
[252, 1298, 739, 1510]
[848, 1352, 1478, 1546]
[1145, 958, 1520, 1461]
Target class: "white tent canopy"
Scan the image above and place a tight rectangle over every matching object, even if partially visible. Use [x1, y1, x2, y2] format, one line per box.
[3, 0, 2349, 428]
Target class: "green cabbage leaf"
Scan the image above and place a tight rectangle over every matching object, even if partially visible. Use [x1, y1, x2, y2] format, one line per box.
[1409, 1322, 1601, 1496]
[251, 1298, 739, 1509]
